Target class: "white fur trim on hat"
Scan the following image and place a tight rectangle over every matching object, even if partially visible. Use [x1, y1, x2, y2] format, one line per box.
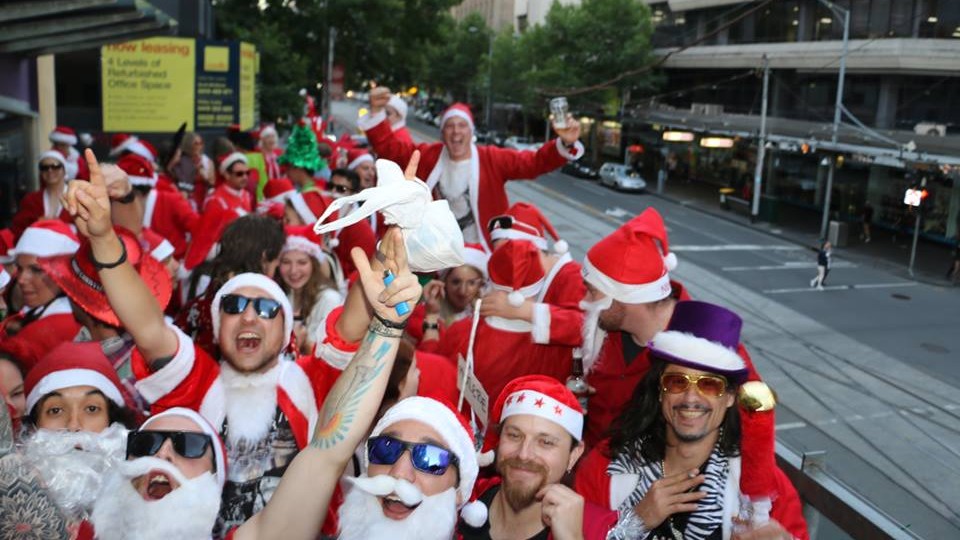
[127, 141, 155, 163]
[11, 226, 80, 258]
[0, 268, 10, 290]
[141, 407, 227, 488]
[489, 228, 548, 251]
[260, 126, 278, 140]
[219, 152, 249, 175]
[26, 368, 125, 413]
[49, 129, 78, 146]
[211, 273, 293, 349]
[500, 389, 583, 440]
[387, 95, 408, 120]
[38, 150, 68, 169]
[369, 396, 478, 504]
[110, 135, 140, 157]
[347, 153, 374, 171]
[283, 235, 323, 261]
[462, 247, 490, 279]
[581, 255, 671, 305]
[490, 277, 545, 304]
[288, 192, 317, 224]
[650, 330, 746, 375]
[128, 173, 157, 187]
[150, 238, 175, 262]
[441, 108, 474, 131]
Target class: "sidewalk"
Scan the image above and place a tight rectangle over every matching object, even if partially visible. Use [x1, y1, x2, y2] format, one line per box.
[654, 180, 958, 287]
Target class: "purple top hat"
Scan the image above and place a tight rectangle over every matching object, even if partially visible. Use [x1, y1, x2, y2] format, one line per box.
[648, 301, 749, 384]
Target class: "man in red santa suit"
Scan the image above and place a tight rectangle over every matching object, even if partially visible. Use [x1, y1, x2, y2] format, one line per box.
[427, 240, 577, 412]
[116, 153, 199, 261]
[90, 407, 227, 540]
[460, 375, 618, 539]
[61, 150, 423, 535]
[10, 151, 74, 239]
[361, 89, 584, 252]
[485, 202, 584, 350]
[574, 301, 807, 540]
[49, 125, 89, 180]
[183, 152, 254, 271]
[0, 220, 82, 370]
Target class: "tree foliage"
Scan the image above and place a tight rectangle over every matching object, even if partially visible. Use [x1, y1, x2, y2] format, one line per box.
[419, 12, 492, 104]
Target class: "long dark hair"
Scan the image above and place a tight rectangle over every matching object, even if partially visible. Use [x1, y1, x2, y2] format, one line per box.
[188, 214, 285, 299]
[607, 359, 741, 463]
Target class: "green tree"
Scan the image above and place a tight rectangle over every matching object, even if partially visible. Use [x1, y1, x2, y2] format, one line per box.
[421, 12, 492, 104]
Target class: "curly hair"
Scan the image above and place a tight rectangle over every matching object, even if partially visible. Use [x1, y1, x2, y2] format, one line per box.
[606, 359, 741, 463]
[188, 214, 285, 299]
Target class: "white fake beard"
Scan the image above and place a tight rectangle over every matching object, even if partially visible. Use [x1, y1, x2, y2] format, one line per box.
[579, 296, 613, 372]
[91, 457, 221, 540]
[337, 474, 458, 540]
[20, 423, 127, 520]
[219, 362, 281, 445]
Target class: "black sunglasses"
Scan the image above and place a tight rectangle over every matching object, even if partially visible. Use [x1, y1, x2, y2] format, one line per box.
[487, 215, 515, 233]
[220, 293, 282, 319]
[367, 435, 459, 476]
[39, 164, 64, 172]
[231, 169, 249, 177]
[127, 430, 215, 468]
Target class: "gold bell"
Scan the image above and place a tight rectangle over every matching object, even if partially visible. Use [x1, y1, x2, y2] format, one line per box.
[738, 381, 777, 412]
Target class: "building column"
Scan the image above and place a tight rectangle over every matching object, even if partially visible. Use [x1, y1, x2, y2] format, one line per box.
[875, 78, 899, 130]
[34, 55, 56, 159]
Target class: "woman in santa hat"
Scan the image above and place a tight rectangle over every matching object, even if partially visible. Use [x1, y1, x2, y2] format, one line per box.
[413, 243, 489, 346]
[277, 226, 344, 355]
[10, 151, 74, 240]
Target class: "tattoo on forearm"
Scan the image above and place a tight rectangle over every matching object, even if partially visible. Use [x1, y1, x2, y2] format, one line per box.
[310, 328, 395, 449]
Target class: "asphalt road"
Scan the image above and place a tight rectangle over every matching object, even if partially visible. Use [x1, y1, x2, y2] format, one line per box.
[330, 100, 960, 539]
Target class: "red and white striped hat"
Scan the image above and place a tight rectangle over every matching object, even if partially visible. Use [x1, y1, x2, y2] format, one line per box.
[11, 220, 80, 258]
[582, 207, 677, 304]
[24, 341, 126, 414]
[49, 126, 78, 146]
[488, 240, 544, 307]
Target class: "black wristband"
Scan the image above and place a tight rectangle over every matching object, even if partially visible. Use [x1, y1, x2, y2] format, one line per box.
[422, 322, 440, 331]
[90, 240, 128, 270]
[373, 311, 408, 330]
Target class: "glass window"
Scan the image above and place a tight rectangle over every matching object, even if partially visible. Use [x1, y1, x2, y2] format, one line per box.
[889, 0, 917, 37]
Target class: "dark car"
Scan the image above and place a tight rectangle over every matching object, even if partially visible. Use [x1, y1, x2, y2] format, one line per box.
[562, 160, 599, 180]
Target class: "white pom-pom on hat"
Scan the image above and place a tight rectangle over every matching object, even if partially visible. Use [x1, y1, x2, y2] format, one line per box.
[553, 239, 569, 254]
[477, 449, 495, 467]
[460, 500, 488, 528]
[327, 236, 340, 249]
[508, 291, 525, 307]
[664, 252, 678, 271]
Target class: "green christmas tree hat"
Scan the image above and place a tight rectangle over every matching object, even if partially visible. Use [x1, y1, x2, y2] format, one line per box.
[279, 120, 325, 172]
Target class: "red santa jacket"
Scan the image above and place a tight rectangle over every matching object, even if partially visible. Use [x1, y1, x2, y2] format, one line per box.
[0, 297, 81, 372]
[530, 253, 585, 348]
[364, 118, 582, 252]
[183, 185, 252, 270]
[142, 188, 200, 260]
[10, 190, 73, 241]
[574, 440, 809, 540]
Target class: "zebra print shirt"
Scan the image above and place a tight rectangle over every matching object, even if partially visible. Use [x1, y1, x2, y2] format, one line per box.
[607, 441, 729, 539]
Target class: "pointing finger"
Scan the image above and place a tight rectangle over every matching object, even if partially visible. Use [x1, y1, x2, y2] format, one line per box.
[404, 150, 421, 180]
[85, 148, 104, 186]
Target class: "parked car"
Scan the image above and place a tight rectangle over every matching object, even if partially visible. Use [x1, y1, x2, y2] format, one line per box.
[562, 160, 599, 180]
[598, 163, 646, 192]
[504, 136, 541, 151]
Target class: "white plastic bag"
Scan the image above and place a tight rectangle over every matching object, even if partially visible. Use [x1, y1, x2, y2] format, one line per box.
[314, 159, 464, 272]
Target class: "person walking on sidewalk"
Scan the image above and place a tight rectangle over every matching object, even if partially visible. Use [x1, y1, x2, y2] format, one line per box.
[948, 236, 960, 285]
[810, 241, 832, 290]
[860, 201, 873, 243]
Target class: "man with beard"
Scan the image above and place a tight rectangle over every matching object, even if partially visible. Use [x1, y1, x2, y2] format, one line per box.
[574, 302, 807, 540]
[362, 90, 583, 252]
[459, 375, 617, 540]
[63, 148, 422, 535]
[578, 208, 692, 448]
[91, 407, 227, 540]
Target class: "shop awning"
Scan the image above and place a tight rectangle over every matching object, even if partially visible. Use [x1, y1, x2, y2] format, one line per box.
[0, 0, 177, 56]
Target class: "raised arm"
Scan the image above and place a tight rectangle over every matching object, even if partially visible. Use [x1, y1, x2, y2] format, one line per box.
[234, 227, 421, 540]
[63, 149, 179, 363]
[360, 88, 434, 166]
[491, 115, 584, 181]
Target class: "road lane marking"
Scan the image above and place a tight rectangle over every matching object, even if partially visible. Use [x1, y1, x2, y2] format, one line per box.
[723, 262, 857, 271]
[672, 244, 803, 252]
[604, 207, 629, 218]
[776, 422, 808, 431]
[763, 282, 918, 294]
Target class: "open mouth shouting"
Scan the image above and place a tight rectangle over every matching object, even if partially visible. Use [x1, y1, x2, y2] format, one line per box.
[235, 331, 262, 353]
[143, 469, 180, 500]
[380, 494, 421, 520]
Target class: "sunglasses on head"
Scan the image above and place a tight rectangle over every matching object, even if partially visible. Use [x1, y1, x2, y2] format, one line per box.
[127, 430, 215, 466]
[220, 293, 282, 319]
[661, 372, 728, 398]
[367, 435, 459, 476]
[39, 163, 64, 172]
[487, 215, 515, 233]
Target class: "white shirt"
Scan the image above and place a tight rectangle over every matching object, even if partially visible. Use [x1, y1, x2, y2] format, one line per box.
[439, 159, 480, 243]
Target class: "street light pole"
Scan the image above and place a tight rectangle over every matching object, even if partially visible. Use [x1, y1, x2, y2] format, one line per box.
[325, 26, 337, 118]
[485, 34, 494, 130]
[819, 1, 850, 240]
[751, 54, 769, 223]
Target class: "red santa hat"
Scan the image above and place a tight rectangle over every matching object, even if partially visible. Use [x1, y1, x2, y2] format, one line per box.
[262, 178, 295, 203]
[0, 228, 13, 265]
[109, 133, 141, 157]
[211, 272, 294, 349]
[440, 102, 475, 132]
[582, 207, 677, 304]
[140, 407, 229, 488]
[283, 225, 324, 262]
[487, 240, 545, 307]
[218, 152, 249, 175]
[24, 341, 126, 414]
[346, 148, 374, 171]
[116, 153, 157, 187]
[258, 124, 279, 141]
[488, 202, 567, 254]
[39, 227, 172, 327]
[11, 220, 80, 258]
[128, 139, 157, 163]
[49, 126, 78, 146]
[387, 95, 408, 126]
[368, 396, 479, 506]
[461, 243, 490, 279]
[141, 228, 175, 262]
[37, 149, 68, 169]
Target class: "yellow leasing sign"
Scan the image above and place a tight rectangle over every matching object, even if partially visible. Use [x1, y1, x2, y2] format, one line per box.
[239, 42, 257, 130]
[102, 37, 196, 132]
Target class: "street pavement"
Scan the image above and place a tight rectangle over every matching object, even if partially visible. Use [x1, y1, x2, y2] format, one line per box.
[329, 100, 960, 539]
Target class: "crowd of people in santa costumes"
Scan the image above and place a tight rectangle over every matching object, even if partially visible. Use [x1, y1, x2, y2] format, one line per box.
[0, 87, 809, 540]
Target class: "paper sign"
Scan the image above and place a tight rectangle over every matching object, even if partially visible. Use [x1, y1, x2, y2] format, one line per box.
[457, 354, 489, 424]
